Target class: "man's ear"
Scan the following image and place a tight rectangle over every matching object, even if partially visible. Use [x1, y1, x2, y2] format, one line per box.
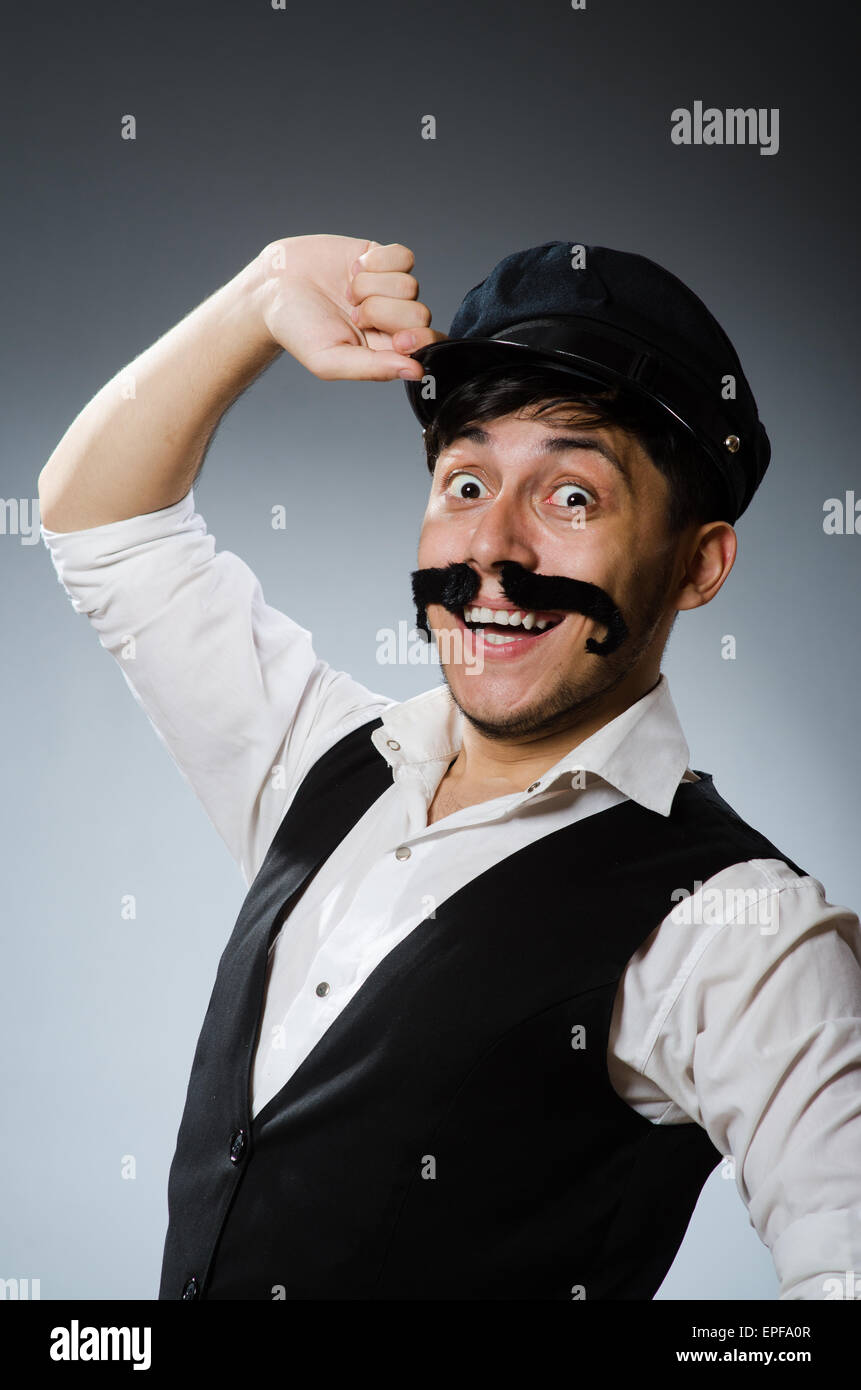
[674, 521, 737, 613]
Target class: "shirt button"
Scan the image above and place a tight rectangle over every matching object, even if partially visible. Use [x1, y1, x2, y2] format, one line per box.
[386, 739, 401, 750]
[527, 781, 541, 793]
[315, 981, 330, 997]
[229, 1129, 247, 1164]
[181, 1276, 199, 1300]
[395, 845, 411, 860]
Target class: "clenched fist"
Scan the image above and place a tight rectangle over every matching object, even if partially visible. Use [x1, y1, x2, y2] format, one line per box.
[258, 234, 448, 382]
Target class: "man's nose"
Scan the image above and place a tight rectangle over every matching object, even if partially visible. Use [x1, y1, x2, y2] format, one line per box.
[467, 493, 541, 575]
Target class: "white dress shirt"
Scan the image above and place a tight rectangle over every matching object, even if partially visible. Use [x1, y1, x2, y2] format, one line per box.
[41, 486, 861, 1301]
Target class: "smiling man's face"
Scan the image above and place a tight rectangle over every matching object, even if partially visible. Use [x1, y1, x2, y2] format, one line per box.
[416, 405, 689, 740]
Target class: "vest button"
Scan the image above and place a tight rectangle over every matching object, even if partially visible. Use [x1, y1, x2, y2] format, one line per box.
[229, 1129, 247, 1164]
[395, 845, 411, 860]
[386, 739, 401, 750]
[315, 981, 330, 997]
[181, 1276, 199, 1300]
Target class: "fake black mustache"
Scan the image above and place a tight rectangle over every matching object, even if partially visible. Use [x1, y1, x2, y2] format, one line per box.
[410, 560, 629, 657]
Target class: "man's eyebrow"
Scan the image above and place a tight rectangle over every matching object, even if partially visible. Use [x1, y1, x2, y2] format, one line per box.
[444, 426, 632, 489]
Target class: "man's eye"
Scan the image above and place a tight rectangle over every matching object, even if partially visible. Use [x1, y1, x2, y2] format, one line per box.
[548, 482, 595, 509]
[444, 472, 489, 500]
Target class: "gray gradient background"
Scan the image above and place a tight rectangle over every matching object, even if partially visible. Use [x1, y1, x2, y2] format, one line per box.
[2, 0, 859, 1299]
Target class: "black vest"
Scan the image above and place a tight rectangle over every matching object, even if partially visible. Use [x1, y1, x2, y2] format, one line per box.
[158, 715, 804, 1301]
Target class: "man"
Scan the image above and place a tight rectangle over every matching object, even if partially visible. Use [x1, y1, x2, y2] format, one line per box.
[39, 236, 861, 1301]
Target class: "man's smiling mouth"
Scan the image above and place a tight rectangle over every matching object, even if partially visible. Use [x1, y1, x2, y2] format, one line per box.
[412, 560, 629, 658]
[450, 604, 566, 649]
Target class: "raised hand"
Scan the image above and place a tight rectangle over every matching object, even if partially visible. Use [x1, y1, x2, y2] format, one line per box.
[259, 234, 448, 382]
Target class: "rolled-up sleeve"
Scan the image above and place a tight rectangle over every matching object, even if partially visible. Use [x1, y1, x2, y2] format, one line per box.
[41, 487, 395, 884]
[614, 861, 861, 1300]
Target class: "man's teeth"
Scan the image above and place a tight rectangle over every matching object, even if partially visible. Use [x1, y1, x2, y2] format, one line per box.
[461, 606, 556, 635]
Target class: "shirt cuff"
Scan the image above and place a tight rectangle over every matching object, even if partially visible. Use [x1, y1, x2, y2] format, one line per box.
[40, 486, 199, 616]
[41, 484, 196, 545]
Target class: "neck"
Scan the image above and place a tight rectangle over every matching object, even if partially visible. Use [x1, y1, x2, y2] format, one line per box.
[448, 665, 662, 792]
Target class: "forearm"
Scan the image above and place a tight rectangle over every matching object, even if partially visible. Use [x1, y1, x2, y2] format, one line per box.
[37, 247, 282, 532]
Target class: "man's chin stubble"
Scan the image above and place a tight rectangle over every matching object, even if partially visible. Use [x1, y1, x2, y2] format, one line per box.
[438, 659, 635, 741]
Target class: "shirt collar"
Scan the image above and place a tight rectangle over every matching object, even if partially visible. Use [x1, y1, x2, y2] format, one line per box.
[370, 673, 692, 818]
